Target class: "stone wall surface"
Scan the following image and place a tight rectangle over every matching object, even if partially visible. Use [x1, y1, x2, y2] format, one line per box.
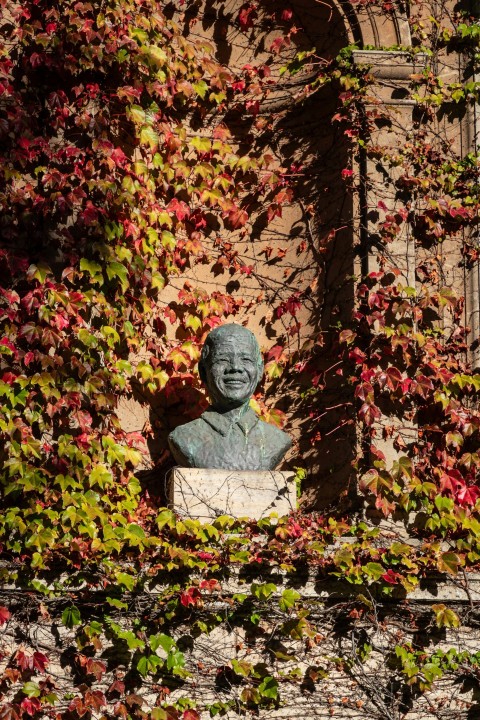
[2, 571, 480, 719]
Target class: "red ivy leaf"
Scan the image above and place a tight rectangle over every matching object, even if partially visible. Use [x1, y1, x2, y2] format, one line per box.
[0, 704, 21, 720]
[456, 484, 480, 507]
[378, 367, 403, 392]
[183, 712, 200, 720]
[84, 690, 106, 711]
[245, 99, 259, 116]
[266, 344, 285, 362]
[0, 606, 11, 625]
[180, 587, 202, 607]
[33, 651, 49, 673]
[227, 206, 248, 229]
[0, 337, 15, 353]
[24, 351, 34, 366]
[79, 201, 100, 225]
[111, 147, 127, 166]
[375, 495, 395, 517]
[108, 680, 125, 697]
[239, 265, 254, 275]
[238, 3, 257, 30]
[269, 37, 282, 54]
[20, 699, 41, 717]
[199, 579, 220, 592]
[86, 658, 106, 681]
[382, 569, 401, 585]
[168, 198, 190, 222]
[267, 203, 282, 222]
[16, 650, 34, 671]
[412, 374, 434, 398]
[359, 402, 382, 426]
[68, 698, 87, 717]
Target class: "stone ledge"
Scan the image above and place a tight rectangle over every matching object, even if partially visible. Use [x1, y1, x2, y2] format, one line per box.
[352, 50, 428, 80]
[0, 565, 478, 604]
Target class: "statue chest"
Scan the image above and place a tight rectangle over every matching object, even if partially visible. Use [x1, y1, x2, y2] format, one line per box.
[190, 420, 269, 471]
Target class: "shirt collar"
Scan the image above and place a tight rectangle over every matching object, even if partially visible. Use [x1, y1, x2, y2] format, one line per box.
[201, 407, 259, 437]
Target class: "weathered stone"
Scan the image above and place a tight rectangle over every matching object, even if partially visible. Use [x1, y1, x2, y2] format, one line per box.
[168, 468, 296, 520]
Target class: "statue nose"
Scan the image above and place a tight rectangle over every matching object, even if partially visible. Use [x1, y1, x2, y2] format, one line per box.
[226, 358, 243, 373]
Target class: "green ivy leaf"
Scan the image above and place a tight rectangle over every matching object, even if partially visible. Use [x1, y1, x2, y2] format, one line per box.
[140, 125, 160, 149]
[128, 104, 146, 124]
[27, 262, 52, 284]
[106, 261, 128, 291]
[80, 258, 103, 283]
[251, 582, 277, 601]
[432, 603, 461, 628]
[77, 329, 98, 349]
[438, 552, 460, 575]
[22, 682, 41, 698]
[191, 136, 212, 153]
[258, 676, 278, 700]
[61, 605, 81, 629]
[150, 633, 175, 653]
[115, 572, 136, 591]
[364, 562, 384, 581]
[106, 597, 129, 610]
[193, 80, 208, 98]
[278, 588, 300, 612]
[137, 654, 161, 677]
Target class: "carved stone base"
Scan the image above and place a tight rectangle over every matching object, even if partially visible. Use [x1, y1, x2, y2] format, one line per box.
[168, 468, 296, 520]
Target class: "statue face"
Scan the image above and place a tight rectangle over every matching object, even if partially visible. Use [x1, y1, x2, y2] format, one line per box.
[204, 335, 261, 410]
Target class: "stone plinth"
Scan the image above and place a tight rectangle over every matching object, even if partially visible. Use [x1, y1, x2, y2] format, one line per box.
[168, 468, 296, 520]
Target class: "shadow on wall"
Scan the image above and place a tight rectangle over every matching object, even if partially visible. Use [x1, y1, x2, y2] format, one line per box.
[265, 77, 356, 513]
[143, 0, 357, 512]
[258, 0, 357, 513]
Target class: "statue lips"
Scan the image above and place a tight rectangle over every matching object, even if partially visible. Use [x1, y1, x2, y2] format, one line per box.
[221, 375, 250, 397]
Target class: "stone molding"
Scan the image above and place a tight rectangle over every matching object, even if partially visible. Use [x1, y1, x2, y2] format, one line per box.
[352, 50, 429, 82]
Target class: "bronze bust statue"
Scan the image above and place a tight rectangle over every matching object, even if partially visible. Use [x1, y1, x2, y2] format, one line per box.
[168, 324, 292, 470]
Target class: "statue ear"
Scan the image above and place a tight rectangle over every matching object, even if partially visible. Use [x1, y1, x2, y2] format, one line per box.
[256, 359, 264, 386]
[198, 360, 207, 385]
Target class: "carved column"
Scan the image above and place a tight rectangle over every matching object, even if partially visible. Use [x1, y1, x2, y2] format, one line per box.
[351, 51, 428, 468]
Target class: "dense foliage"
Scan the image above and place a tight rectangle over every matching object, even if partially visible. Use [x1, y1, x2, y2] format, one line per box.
[2, 0, 480, 717]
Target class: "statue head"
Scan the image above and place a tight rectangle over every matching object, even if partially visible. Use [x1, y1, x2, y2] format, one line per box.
[198, 324, 264, 411]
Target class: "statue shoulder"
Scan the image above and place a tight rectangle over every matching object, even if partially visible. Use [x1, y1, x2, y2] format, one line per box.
[169, 418, 205, 442]
[168, 418, 207, 467]
[259, 419, 292, 451]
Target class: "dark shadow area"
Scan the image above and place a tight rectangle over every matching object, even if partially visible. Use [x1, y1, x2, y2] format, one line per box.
[257, 0, 356, 511]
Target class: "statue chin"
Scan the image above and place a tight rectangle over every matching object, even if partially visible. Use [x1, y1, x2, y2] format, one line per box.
[211, 396, 250, 412]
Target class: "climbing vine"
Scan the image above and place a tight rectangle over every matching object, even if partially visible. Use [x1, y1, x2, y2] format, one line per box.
[2, 0, 480, 717]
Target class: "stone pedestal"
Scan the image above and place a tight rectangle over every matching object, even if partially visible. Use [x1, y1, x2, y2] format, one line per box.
[168, 468, 296, 521]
